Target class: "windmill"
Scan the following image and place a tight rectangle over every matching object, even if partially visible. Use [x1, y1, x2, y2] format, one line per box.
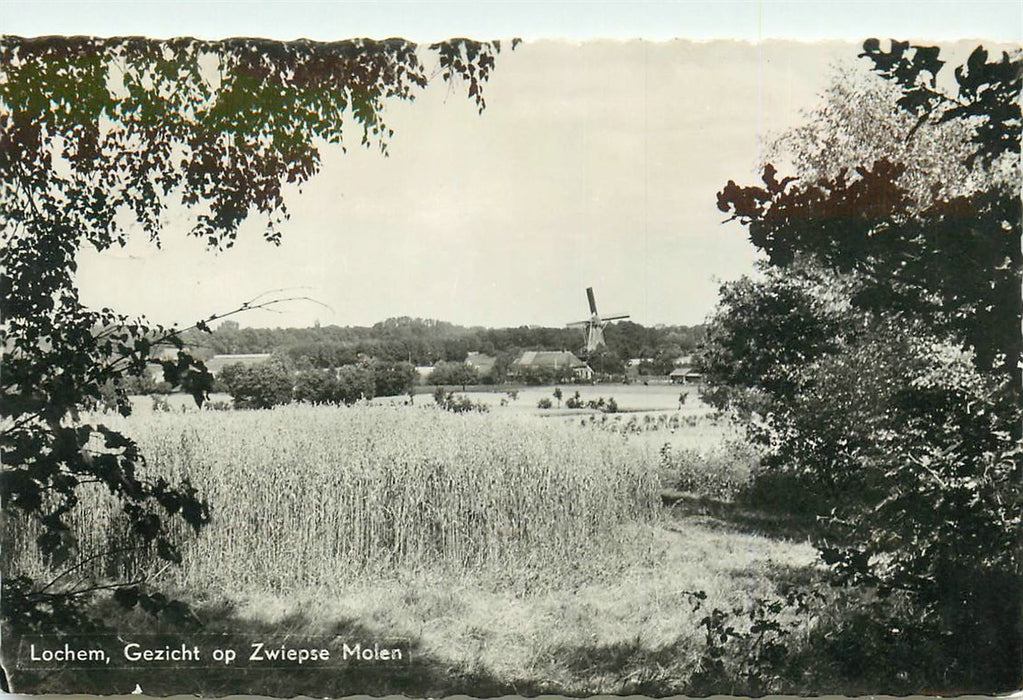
[567, 287, 630, 354]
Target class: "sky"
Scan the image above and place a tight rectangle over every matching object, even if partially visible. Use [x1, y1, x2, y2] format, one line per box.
[6, 2, 1021, 329]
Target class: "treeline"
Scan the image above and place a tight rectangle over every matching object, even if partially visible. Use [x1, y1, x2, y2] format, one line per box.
[192, 317, 705, 373]
[218, 358, 416, 409]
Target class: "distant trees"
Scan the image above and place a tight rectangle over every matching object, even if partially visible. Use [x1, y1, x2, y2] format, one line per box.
[205, 318, 706, 369]
[227, 360, 409, 407]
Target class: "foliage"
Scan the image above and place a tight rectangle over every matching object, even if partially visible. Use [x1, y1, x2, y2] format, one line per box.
[696, 262, 854, 417]
[515, 365, 563, 386]
[1, 34, 508, 633]
[585, 396, 619, 413]
[294, 365, 375, 406]
[371, 359, 415, 398]
[219, 359, 294, 409]
[684, 587, 820, 696]
[717, 44, 1021, 381]
[334, 365, 376, 405]
[586, 348, 625, 377]
[292, 368, 336, 404]
[702, 39, 1022, 690]
[658, 440, 754, 501]
[429, 360, 480, 388]
[209, 316, 707, 368]
[767, 63, 992, 209]
[433, 389, 489, 414]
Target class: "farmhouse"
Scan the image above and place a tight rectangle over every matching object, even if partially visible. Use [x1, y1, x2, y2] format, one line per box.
[669, 367, 702, 385]
[511, 350, 593, 381]
[464, 352, 496, 378]
[144, 346, 189, 380]
[204, 353, 273, 376]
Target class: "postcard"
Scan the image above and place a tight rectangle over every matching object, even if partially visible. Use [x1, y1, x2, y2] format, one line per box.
[2, 11, 1020, 698]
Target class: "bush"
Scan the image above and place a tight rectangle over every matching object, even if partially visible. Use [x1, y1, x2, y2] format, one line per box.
[219, 359, 293, 409]
[293, 368, 338, 404]
[537, 397, 552, 409]
[372, 360, 415, 397]
[433, 390, 489, 414]
[334, 365, 376, 405]
[683, 587, 820, 696]
[659, 440, 755, 501]
[429, 360, 479, 388]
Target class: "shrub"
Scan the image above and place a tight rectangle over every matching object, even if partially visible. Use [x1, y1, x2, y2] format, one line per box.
[429, 360, 479, 388]
[372, 360, 415, 397]
[659, 440, 755, 501]
[219, 359, 293, 409]
[293, 368, 338, 404]
[434, 390, 489, 414]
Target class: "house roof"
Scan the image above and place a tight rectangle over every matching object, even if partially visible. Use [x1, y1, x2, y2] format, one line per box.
[465, 352, 496, 373]
[513, 350, 588, 369]
[205, 353, 273, 375]
[670, 367, 702, 377]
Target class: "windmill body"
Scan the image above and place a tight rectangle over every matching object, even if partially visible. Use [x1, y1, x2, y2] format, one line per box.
[567, 287, 629, 354]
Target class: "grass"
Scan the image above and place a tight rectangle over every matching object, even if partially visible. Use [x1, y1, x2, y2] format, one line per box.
[8, 513, 819, 696]
[6, 391, 841, 696]
[8, 404, 662, 594]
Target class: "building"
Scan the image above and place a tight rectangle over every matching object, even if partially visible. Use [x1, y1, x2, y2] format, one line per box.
[144, 346, 189, 380]
[669, 367, 703, 385]
[511, 350, 593, 381]
[204, 353, 273, 376]
[464, 352, 497, 378]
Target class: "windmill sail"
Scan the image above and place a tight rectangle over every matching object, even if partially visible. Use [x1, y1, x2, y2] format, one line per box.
[566, 287, 629, 354]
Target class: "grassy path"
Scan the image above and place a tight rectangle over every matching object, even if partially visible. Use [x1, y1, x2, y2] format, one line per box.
[9, 508, 818, 696]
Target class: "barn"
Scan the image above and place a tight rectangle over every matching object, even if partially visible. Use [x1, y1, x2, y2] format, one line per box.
[465, 352, 497, 379]
[669, 367, 703, 385]
[204, 353, 273, 376]
[511, 350, 593, 381]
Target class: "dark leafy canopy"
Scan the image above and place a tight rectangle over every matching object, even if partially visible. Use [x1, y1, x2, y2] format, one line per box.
[702, 40, 1022, 689]
[717, 41, 1021, 379]
[1, 35, 509, 632]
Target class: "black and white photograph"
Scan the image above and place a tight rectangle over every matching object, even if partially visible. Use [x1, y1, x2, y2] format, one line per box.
[2, 2, 1021, 696]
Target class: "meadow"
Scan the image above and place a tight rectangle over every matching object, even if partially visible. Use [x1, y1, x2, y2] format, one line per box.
[6, 393, 837, 696]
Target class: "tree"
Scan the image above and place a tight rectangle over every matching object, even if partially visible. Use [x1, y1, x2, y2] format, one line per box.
[293, 368, 337, 404]
[703, 40, 1022, 690]
[586, 348, 625, 378]
[220, 358, 294, 409]
[429, 360, 479, 390]
[371, 359, 415, 397]
[1, 35, 509, 638]
[333, 365, 376, 405]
